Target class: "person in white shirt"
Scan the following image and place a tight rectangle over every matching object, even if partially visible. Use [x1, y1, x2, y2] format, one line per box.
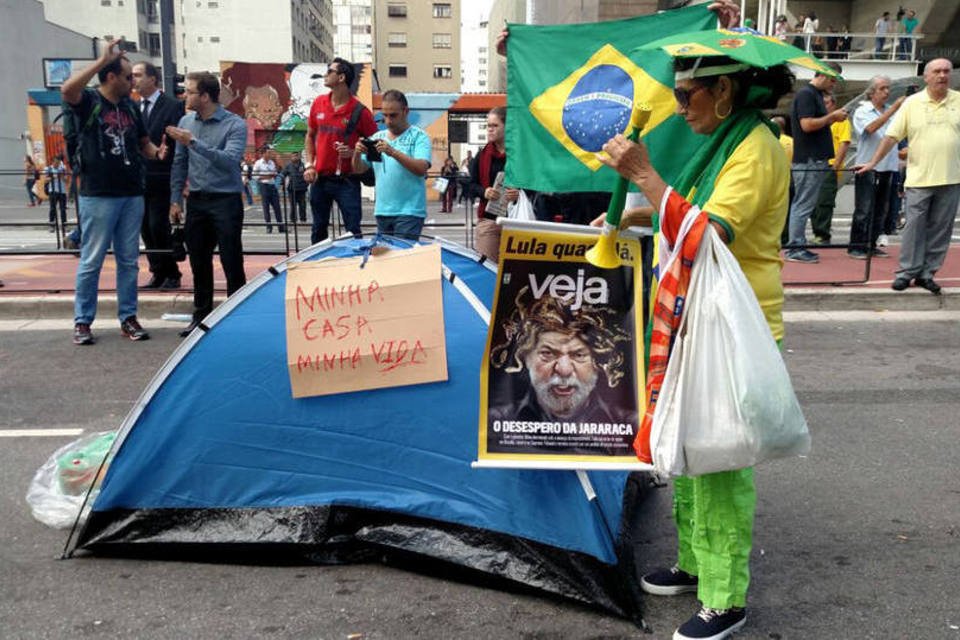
[253, 146, 284, 233]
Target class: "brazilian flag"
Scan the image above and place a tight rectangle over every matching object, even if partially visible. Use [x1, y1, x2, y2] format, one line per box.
[506, 6, 716, 193]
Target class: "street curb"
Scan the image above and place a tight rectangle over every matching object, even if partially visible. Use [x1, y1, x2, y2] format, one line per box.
[783, 287, 958, 312]
[0, 293, 225, 320]
[0, 288, 955, 319]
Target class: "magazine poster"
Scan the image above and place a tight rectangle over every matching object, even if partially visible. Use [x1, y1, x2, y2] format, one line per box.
[477, 225, 647, 469]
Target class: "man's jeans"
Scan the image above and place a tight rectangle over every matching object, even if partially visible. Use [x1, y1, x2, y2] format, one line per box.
[259, 182, 283, 232]
[788, 159, 830, 248]
[850, 170, 893, 251]
[309, 177, 362, 244]
[376, 215, 424, 240]
[75, 195, 143, 325]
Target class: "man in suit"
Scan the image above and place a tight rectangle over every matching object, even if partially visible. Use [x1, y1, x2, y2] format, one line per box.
[133, 61, 185, 289]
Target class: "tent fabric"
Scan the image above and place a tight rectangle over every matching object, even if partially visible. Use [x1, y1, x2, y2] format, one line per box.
[70, 235, 647, 622]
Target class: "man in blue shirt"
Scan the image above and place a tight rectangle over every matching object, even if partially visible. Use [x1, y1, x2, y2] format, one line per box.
[352, 89, 432, 240]
[849, 75, 904, 259]
[167, 71, 248, 337]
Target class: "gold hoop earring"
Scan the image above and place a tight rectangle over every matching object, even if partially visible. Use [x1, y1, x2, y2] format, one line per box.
[714, 101, 733, 120]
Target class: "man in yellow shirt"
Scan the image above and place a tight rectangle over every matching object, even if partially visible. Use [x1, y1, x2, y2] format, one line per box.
[811, 93, 851, 244]
[859, 58, 960, 294]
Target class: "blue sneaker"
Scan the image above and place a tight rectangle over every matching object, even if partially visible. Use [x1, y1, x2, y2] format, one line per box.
[784, 249, 819, 264]
[674, 606, 746, 640]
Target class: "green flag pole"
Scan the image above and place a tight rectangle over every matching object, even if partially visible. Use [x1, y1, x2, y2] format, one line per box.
[585, 105, 652, 269]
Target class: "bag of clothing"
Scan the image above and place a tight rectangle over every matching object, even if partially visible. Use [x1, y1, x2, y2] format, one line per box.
[650, 226, 810, 477]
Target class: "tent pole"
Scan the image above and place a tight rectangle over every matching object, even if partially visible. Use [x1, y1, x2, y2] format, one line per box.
[576, 470, 617, 547]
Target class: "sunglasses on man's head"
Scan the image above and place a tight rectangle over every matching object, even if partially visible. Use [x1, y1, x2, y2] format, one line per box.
[673, 84, 708, 109]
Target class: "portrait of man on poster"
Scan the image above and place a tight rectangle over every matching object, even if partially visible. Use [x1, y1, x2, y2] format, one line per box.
[488, 289, 636, 425]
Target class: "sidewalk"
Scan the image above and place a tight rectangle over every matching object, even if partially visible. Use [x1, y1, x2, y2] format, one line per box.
[1, 241, 957, 319]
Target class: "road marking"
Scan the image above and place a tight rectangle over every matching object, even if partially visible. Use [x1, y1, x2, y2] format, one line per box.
[0, 428, 84, 437]
[785, 310, 960, 322]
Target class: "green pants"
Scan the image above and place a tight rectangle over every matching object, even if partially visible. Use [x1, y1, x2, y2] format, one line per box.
[673, 468, 755, 609]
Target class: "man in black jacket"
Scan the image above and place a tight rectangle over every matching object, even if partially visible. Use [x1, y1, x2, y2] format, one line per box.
[133, 61, 185, 289]
[282, 153, 309, 223]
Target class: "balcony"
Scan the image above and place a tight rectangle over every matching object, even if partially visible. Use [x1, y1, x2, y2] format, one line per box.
[785, 32, 924, 82]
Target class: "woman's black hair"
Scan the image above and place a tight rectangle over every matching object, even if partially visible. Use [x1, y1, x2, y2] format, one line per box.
[674, 56, 795, 109]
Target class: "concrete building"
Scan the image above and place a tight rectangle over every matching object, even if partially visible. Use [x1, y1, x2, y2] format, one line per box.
[372, 0, 461, 92]
[37, 0, 172, 67]
[460, 17, 489, 92]
[175, 0, 334, 74]
[333, 0, 373, 62]
[1, 0, 92, 193]
[486, 0, 523, 93]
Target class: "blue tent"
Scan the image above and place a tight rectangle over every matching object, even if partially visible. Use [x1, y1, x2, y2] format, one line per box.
[67, 236, 648, 622]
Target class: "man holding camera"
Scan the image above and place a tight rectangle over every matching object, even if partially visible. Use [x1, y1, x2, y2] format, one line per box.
[858, 59, 960, 294]
[303, 57, 377, 243]
[352, 90, 431, 241]
[849, 75, 905, 259]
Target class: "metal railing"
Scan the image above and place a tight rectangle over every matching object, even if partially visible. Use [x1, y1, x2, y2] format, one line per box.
[781, 31, 923, 62]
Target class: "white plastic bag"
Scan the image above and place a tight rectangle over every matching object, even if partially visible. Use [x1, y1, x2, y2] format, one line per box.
[434, 176, 449, 194]
[507, 189, 536, 221]
[650, 227, 810, 477]
[26, 431, 116, 529]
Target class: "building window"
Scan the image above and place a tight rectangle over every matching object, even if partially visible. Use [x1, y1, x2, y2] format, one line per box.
[148, 32, 161, 56]
[432, 33, 451, 49]
[433, 65, 452, 79]
[208, 0, 218, 6]
[210, 35, 220, 42]
[197, 36, 204, 42]
[389, 65, 407, 77]
[101, 0, 111, 5]
[387, 4, 406, 17]
[432, 3, 451, 18]
[388, 32, 407, 47]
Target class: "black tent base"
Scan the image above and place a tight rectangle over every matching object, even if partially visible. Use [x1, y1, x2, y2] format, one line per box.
[73, 473, 656, 627]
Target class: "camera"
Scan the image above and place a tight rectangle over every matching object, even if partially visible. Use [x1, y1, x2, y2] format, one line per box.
[361, 138, 382, 162]
[108, 39, 138, 53]
[905, 84, 919, 96]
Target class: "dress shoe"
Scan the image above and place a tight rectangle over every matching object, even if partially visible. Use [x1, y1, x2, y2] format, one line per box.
[179, 319, 201, 338]
[891, 277, 911, 291]
[160, 277, 181, 290]
[140, 275, 164, 289]
[914, 278, 942, 295]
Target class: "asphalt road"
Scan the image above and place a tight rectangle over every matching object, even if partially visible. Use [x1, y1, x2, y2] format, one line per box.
[1, 314, 958, 640]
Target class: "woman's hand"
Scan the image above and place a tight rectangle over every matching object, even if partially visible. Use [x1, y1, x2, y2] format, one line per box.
[590, 206, 654, 230]
[707, 0, 741, 28]
[599, 135, 652, 184]
[484, 187, 501, 201]
[504, 188, 520, 203]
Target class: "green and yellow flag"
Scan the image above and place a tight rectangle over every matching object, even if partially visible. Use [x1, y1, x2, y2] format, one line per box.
[505, 6, 716, 193]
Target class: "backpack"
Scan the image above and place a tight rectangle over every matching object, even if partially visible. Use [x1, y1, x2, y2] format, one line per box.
[345, 102, 376, 187]
[62, 93, 140, 174]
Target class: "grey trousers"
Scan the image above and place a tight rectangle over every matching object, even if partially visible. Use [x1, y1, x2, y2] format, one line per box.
[897, 183, 960, 280]
[788, 159, 830, 247]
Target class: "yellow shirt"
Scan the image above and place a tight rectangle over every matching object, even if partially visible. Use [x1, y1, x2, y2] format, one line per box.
[778, 133, 793, 163]
[701, 123, 790, 340]
[828, 119, 851, 167]
[885, 89, 960, 187]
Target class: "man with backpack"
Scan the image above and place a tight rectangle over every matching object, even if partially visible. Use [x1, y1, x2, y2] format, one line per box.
[303, 57, 377, 243]
[61, 38, 168, 346]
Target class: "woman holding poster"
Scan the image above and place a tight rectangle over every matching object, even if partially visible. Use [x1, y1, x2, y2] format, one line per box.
[599, 57, 793, 639]
[469, 107, 518, 261]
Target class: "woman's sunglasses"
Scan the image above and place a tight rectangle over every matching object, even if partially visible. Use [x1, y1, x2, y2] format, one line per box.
[673, 84, 708, 109]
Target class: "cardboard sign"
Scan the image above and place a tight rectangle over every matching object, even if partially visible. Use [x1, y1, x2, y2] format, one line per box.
[286, 244, 448, 398]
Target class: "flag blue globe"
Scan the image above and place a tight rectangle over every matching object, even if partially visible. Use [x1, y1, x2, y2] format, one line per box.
[561, 65, 634, 153]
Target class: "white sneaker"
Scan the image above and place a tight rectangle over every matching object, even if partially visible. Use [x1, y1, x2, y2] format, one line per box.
[877, 234, 889, 247]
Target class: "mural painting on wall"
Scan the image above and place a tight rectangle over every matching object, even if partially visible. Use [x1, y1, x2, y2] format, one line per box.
[219, 61, 377, 154]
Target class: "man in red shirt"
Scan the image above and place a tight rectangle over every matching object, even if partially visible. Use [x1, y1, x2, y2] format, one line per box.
[303, 58, 377, 243]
